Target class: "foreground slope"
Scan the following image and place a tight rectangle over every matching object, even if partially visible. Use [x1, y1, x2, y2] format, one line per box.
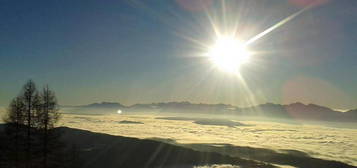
[1, 125, 355, 168]
[58, 127, 274, 168]
[58, 127, 356, 168]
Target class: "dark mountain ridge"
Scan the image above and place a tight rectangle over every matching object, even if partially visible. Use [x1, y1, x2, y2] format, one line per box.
[80, 102, 126, 109]
[67, 101, 357, 122]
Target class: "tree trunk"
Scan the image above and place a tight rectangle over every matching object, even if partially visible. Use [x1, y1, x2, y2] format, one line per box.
[43, 125, 48, 168]
[26, 95, 31, 168]
[43, 86, 49, 168]
[15, 116, 19, 168]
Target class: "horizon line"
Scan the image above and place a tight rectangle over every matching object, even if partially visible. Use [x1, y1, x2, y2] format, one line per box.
[59, 101, 354, 112]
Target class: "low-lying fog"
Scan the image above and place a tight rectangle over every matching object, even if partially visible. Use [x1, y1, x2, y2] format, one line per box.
[1, 108, 356, 166]
[57, 109, 357, 166]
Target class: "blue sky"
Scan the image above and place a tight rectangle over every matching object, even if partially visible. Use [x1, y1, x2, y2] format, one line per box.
[1, 0, 356, 109]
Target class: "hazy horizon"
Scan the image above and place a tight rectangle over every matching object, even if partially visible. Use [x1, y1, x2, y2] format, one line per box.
[60, 100, 354, 112]
[1, 82, 356, 111]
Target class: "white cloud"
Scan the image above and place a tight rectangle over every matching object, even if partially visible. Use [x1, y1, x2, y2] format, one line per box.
[59, 113, 357, 166]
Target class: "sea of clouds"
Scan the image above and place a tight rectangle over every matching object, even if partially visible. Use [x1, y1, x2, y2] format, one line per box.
[58, 113, 357, 166]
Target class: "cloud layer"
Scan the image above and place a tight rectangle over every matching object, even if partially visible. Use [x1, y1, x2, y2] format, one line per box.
[58, 113, 357, 166]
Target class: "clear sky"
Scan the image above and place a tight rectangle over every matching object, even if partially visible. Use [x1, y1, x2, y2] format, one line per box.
[1, 0, 356, 109]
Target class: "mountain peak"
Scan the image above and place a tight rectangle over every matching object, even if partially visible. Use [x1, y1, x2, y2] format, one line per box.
[82, 102, 125, 108]
[288, 102, 305, 106]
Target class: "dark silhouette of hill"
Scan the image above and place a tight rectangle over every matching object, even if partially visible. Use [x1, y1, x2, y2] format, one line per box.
[65, 101, 357, 122]
[238, 102, 353, 122]
[118, 120, 144, 124]
[58, 127, 355, 168]
[56, 127, 274, 168]
[1, 125, 355, 168]
[157, 117, 249, 127]
[184, 143, 357, 168]
[79, 102, 126, 109]
[62, 102, 126, 115]
[193, 119, 248, 127]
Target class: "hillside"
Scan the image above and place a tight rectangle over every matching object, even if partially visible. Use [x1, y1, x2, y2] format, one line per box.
[58, 127, 356, 168]
[58, 127, 273, 168]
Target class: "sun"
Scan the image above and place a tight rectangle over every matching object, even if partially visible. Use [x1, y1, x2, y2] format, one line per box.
[207, 35, 251, 73]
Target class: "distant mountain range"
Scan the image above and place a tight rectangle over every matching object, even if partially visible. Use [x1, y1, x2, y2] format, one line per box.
[79, 102, 126, 109]
[67, 101, 357, 122]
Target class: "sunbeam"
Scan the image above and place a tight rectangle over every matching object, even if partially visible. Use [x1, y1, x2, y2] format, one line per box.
[245, 3, 315, 45]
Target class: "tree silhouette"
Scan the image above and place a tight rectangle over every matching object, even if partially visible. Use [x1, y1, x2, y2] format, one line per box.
[38, 85, 60, 168]
[2, 80, 64, 168]
[21, 80, 40, 168]
[3, 97, 26, 168]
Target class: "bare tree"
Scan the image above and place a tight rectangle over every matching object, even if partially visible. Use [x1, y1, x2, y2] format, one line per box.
[4, 97, 26, 168]
[38, 85, 60, 168]
[21, 80, 40, 168]
[2, 80, 64, 168]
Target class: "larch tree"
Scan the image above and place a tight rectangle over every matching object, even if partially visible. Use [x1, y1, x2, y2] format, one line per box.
[38, 85, 60, 168]
[21, 80, 40, 168]
[4, 97, 26, 168]
[2, 80, 64, 168]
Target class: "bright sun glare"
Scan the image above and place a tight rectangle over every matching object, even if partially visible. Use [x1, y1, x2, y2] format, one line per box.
[208, 36, 251, 73]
